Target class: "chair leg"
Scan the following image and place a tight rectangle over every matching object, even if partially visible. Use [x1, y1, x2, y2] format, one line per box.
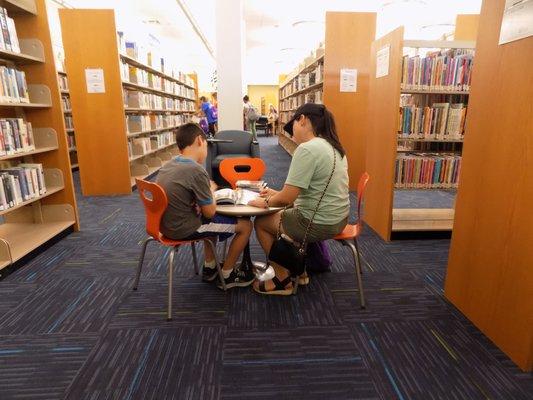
[133, 238, 154, 290]
[222, 240, 228, 261]
[346, 240, 366, 309]
[167, 246, 176, 321]
[191, 242, 199, 275]
[205, 239, 226, 291]
[354, 238, 363, 274]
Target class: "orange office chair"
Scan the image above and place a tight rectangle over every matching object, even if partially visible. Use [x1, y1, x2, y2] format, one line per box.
[133, 179, 225, 321]
[332, 172, 370, 309]
[219, 157, 266, 189]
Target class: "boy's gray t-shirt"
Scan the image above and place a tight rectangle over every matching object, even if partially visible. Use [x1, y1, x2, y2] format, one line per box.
[156, 156, 213, 239]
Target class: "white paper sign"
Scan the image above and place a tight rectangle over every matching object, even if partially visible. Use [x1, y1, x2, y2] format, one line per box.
[499, 0, 533, 45]
[340, 68, 357, 92]
[85, 68, 105, 93]
[376, 45, 390, 78]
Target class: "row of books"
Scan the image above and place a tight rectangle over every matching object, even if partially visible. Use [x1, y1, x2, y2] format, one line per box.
[58, 75, 69, 91]
[0, 67, 29, 103]
[398, 102, 467, 139]
[0, 8, 20, 53]
[129, 134, 175, 157]
[117, 32, 195, 88]
[395, 154, 461, 189]
[280, 62, 324, 98]
[61, 96, 71, 111]
[0, 119, 35, 156]
[64, 115, 74, 130]
[67, 134, 75, 150]
[124, 90, 195, 111]
[0, 164, 46, 211]
[401, 49, 474, 91]
[126, 114, 191, 133]
[279, 89, 323, 113]
[121, 63, 195, 100]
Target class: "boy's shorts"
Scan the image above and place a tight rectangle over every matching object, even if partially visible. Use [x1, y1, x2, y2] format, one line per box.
[184, 214, 237, 241]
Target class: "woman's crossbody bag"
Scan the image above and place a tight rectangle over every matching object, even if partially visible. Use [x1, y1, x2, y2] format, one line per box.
[268, 146, 337, 277]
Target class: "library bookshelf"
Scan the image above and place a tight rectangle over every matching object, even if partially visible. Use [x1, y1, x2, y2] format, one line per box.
[59, 9, 197, 195]
[445, 1, 532, 372]
[277, 12, 376, 190]
[0, 0, 79, 272]
[57, 70, 77, 170]
[365, 24, 476, 240]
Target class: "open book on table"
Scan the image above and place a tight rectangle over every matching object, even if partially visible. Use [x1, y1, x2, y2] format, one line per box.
[214, 188, 259, 205]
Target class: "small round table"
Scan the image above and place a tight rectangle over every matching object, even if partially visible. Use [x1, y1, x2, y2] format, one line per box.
[216, 204, 282, 281]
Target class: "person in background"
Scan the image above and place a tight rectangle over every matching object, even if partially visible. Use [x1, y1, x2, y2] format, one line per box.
[200, 96, 218, 137]
[157, 123, 255, 289]
[248, 103, 350, 295]
[243, 95, 258, 140]
[267, 104, 278, 136]
[211, 93, 218, 132]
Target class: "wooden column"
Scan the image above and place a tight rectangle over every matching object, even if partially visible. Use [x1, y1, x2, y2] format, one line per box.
[323, 12, 376, 191]
[445, 0, 533, 371]
[455, 14, 480, 41]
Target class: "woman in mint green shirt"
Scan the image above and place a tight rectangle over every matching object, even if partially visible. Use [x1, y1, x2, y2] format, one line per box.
[249, 103, 350, 295]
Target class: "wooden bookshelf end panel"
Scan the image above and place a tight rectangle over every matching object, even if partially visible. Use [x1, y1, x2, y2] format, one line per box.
[364, 27, 404, 241]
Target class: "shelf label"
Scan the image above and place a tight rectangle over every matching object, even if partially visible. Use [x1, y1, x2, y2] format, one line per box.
[499, 0, 533, 45]
[85, 68, 106, 93]
[376, 45, 390, 78]
[340, 68, 357, 92]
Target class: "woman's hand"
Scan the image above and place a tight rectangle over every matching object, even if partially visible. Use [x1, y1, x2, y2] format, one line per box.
[248, 197, 268, 209]
[259, 187, 278, 198]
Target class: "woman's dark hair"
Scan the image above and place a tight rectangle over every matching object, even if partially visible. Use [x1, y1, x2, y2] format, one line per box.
[305, 106, 346, 158]
[243, 95, 249, 102]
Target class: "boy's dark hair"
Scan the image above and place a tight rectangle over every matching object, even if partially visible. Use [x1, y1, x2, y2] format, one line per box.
[176, 123, 206, 150]
[200, 96, 207, 102]
[243, 95, 249, 102]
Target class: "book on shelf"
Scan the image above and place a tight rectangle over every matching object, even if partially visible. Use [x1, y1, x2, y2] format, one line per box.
[398, 101, 466, 139]
[214, 188, 258, 205]
[67, 134, 76, 149]
[395, 153, 461, 189]
[64, 115, 74, 130]
[61, 96, 71, 111]
[0, 66, 29, 103]
[401, 49, 474, 92]
[132, 137, 151, 155]
[0, 8, 20, 53]
[0, 119, 35, 155]
[58, 75, 69, 91]
[0, 163, 45, 210]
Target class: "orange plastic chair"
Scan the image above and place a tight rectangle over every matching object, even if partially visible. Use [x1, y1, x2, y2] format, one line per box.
[332, 172, 370, 309]
[219, 157, 266, 189]
[133, 179, 225, 321]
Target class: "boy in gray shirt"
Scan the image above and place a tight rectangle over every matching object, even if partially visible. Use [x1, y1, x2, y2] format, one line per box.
[157, 123, 254, 289]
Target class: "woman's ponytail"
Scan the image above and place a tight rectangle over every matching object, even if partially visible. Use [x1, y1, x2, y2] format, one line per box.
[307, 106, 346, 158]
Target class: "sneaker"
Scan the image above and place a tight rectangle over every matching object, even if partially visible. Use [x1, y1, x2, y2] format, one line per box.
[202, 267, 219, 282]
[217, 268, 255, 289]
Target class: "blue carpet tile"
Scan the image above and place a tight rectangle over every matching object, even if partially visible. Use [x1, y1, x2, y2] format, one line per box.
[0, 136, 531, 399]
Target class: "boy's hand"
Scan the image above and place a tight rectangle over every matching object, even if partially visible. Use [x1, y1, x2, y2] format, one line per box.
[259, 187, 277, 197]
[210, 181, 218, 192]
[248, 197, 268, 209]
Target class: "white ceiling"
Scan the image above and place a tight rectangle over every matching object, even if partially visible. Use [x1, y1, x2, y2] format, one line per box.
[58, 0, 483, 90]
